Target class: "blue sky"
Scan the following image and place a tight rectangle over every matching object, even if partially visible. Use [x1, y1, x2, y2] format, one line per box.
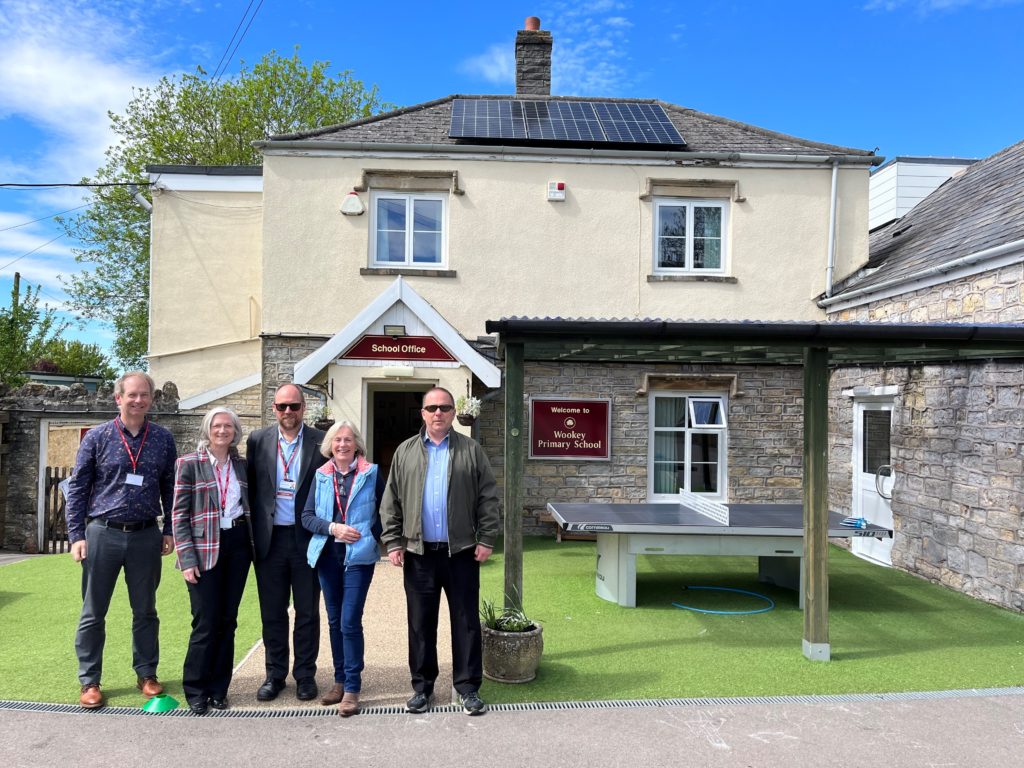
[1, 0, 1022, 358]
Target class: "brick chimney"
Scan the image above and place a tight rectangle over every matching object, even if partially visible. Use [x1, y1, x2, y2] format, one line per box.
[515, 16, 552, 96]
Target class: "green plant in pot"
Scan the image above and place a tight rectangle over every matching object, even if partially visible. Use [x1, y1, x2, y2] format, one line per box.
[480, 596, 544, 683]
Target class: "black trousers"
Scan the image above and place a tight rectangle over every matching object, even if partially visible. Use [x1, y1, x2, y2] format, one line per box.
[254, 525, 321, 681]
[181, 523, 252, 704]
[403, 546, 482, 696]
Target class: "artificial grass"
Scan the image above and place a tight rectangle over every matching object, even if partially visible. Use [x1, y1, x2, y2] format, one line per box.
[1, 539, 1022, 707]
[0, 555, 260, 707]
[476, 538, 1024, 703]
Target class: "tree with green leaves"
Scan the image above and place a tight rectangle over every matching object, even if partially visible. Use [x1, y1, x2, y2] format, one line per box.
[32, 338, 117, 381]
[0, 274, 68, 386]
[61, 49, 389, 370]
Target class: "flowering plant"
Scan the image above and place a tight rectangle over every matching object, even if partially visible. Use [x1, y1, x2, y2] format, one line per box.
[455, 395, 482, 418]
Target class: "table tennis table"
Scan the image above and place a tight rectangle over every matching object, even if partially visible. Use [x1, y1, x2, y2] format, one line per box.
[546, 500, 893, 609]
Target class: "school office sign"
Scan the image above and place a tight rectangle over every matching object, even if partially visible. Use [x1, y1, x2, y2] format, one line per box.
[342, 335, 456, 362]
[530, 398, 611, 460]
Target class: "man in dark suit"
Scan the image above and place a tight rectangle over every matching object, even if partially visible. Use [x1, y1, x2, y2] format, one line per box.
[246, 383, 326, 702]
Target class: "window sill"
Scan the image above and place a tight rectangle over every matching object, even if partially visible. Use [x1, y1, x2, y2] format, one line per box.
[361, 267, 457, 278]
[647, 274, 737, 283]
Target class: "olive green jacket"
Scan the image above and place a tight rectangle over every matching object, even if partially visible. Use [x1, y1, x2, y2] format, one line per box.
[380, 427, 500, 556]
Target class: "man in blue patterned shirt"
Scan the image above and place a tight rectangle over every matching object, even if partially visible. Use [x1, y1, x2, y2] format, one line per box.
[66, 371, 177, 709]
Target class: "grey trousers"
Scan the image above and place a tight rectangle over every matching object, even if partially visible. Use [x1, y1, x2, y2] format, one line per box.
[75, 522, 163, 685]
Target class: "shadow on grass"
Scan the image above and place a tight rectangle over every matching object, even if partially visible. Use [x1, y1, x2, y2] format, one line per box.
[0, 590, 28, 610]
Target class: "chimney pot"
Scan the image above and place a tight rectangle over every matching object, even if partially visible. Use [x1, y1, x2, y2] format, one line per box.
[525, 16, 540, 31]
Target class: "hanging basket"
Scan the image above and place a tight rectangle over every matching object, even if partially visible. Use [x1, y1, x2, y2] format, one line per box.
[456, 414, 476, 427]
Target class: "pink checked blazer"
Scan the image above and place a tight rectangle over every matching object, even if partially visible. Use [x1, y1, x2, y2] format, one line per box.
[172, 450, 253, 572]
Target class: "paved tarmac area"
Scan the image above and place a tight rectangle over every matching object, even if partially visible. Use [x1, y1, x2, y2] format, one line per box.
[2, 691, 1023, 767]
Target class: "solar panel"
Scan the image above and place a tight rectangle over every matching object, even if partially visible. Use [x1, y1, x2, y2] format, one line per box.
[449, 99, 685, 147]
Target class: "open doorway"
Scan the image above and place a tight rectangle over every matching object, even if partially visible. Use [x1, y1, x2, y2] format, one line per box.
[368, 386, 430, 481]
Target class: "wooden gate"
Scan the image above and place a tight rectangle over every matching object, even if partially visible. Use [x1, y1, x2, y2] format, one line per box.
[43, 466, 73, 554]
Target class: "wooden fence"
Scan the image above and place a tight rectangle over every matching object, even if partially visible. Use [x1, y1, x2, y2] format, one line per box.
[43, 466, 73, 554]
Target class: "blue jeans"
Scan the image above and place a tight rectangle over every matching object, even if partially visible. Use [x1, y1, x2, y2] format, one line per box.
[316, 541, 375, 692]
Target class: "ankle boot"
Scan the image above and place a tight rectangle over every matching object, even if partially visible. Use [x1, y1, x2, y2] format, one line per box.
[339, 691, 359, 717]
[321, 683, 344, 706]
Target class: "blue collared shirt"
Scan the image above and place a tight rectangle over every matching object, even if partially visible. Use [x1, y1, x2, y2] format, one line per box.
[65, 416, 178, 544]
[274, 427, 303, 525]
[421, 432, 450, 543]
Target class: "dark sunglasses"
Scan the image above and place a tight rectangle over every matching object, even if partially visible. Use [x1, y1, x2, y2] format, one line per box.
[274, 402, 303, 412]
[423, 404, 455, 413]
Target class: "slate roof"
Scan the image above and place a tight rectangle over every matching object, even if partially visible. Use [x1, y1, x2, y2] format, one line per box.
[833, 139, 1024, 295]
[267, 95, 875, 158]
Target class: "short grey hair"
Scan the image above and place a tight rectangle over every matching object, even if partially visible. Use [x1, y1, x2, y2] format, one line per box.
[197, 407, 243, 455]
[115, 371, 156, 397]
[319, 420, 367, 458]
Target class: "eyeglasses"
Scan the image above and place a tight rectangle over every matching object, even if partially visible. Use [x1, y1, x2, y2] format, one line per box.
[423, 404, 455, 413]
[274, 402, 303, 412]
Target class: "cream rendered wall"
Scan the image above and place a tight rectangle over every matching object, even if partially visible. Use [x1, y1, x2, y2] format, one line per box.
[261, 155, 870, 336]
[149, 188, 263, 398]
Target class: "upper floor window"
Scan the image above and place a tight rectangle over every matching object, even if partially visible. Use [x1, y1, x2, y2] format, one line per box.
[649, 392, 728, 500]
[654, 199, 727, 274]
[370, 192, 446, 267]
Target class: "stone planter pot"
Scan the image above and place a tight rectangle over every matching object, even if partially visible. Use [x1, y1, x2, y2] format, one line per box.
[481, 622, 544, 683]
[456, 414, 476, 427]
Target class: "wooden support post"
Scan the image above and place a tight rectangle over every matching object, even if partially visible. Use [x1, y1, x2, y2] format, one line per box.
[803, 346, 830, 661]
[503, 342, 525, 613]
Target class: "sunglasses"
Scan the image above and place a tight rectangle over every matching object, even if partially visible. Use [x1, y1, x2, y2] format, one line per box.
[274, 402, 303, 412]
[423, 404, 455, 413]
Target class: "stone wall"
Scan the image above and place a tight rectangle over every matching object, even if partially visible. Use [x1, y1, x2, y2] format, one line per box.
[0, 381, 208, 553]
[828, 362, 1024, 611]
[480, 361, 805, 535]
[260, 335, 331, 425]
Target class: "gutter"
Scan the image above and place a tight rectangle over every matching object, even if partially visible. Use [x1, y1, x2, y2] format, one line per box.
[257, 139, 882, 167]
[818, 237, 1024, 308]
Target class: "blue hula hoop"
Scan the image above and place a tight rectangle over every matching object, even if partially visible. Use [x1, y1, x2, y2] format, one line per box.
[672, 585, 775, 615]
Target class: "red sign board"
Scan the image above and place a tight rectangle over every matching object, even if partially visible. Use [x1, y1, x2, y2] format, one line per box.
[342, 335, 456, 362]
[530, 398, 611, 460]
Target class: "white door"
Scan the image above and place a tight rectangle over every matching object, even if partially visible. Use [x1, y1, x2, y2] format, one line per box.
[852, 400, 894, 566]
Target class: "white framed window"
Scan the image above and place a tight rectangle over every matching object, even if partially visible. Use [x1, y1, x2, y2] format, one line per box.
[653, 198, 727, 274]
[648, 391, 728, 501]
[370, 191, 447, 267]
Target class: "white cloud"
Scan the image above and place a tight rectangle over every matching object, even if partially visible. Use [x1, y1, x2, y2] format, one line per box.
[457, 2, 639, 97]
[458, 44, 515, 86]
[864, 0, 1023, 11]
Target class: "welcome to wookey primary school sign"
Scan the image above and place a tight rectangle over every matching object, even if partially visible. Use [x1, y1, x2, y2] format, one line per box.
[529, 398, 611, 460]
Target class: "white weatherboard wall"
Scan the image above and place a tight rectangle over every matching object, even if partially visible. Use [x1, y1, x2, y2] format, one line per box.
[869, 158, 976, 230]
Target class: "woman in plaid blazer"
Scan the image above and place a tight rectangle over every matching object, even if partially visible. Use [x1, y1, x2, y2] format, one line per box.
[172, 407, 254, 715]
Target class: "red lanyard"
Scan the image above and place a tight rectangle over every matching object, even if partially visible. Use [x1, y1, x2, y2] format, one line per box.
[277, 436, 299, 480]
[213, 458, 231, 513]
[115, 419, 149, 473]
[332, 470, 349, 524]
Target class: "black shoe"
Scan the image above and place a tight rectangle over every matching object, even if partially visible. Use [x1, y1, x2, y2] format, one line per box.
[256, 678, 285, 701]
[461, 690, 486, 716]
[296, 678, 318, 701]
[188, 698, 209, 716]
[209, 696, 229, 710]
[406, 691, 433, 714]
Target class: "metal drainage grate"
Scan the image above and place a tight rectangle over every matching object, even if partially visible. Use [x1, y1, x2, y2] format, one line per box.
[3, 687, 1023, 718]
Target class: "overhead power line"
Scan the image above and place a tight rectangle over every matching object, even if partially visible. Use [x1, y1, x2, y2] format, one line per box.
[213, 0, 267, 83]
[0, 182, 151, 189]
[0, 203, 90, 232]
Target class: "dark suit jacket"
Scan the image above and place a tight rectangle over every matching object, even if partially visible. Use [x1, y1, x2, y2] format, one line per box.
[246, 424, 325, 562]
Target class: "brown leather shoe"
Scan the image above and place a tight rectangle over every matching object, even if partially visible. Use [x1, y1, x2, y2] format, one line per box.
[137, 676, 163, 699]
[80, 684, 104, 709]
[320, 683, 344, 706]
[339, 692, 359, 718]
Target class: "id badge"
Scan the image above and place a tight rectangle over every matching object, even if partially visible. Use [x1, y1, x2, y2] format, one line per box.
[221, 515, 233, 529]
[276, 479, 296, 499]
[125, 473, 144, 487]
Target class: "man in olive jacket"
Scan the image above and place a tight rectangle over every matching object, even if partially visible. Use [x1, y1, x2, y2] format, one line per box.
[380, 386, 500, 716]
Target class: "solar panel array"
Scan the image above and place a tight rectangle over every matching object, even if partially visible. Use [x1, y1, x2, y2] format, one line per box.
[449, 99, 685, 147]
